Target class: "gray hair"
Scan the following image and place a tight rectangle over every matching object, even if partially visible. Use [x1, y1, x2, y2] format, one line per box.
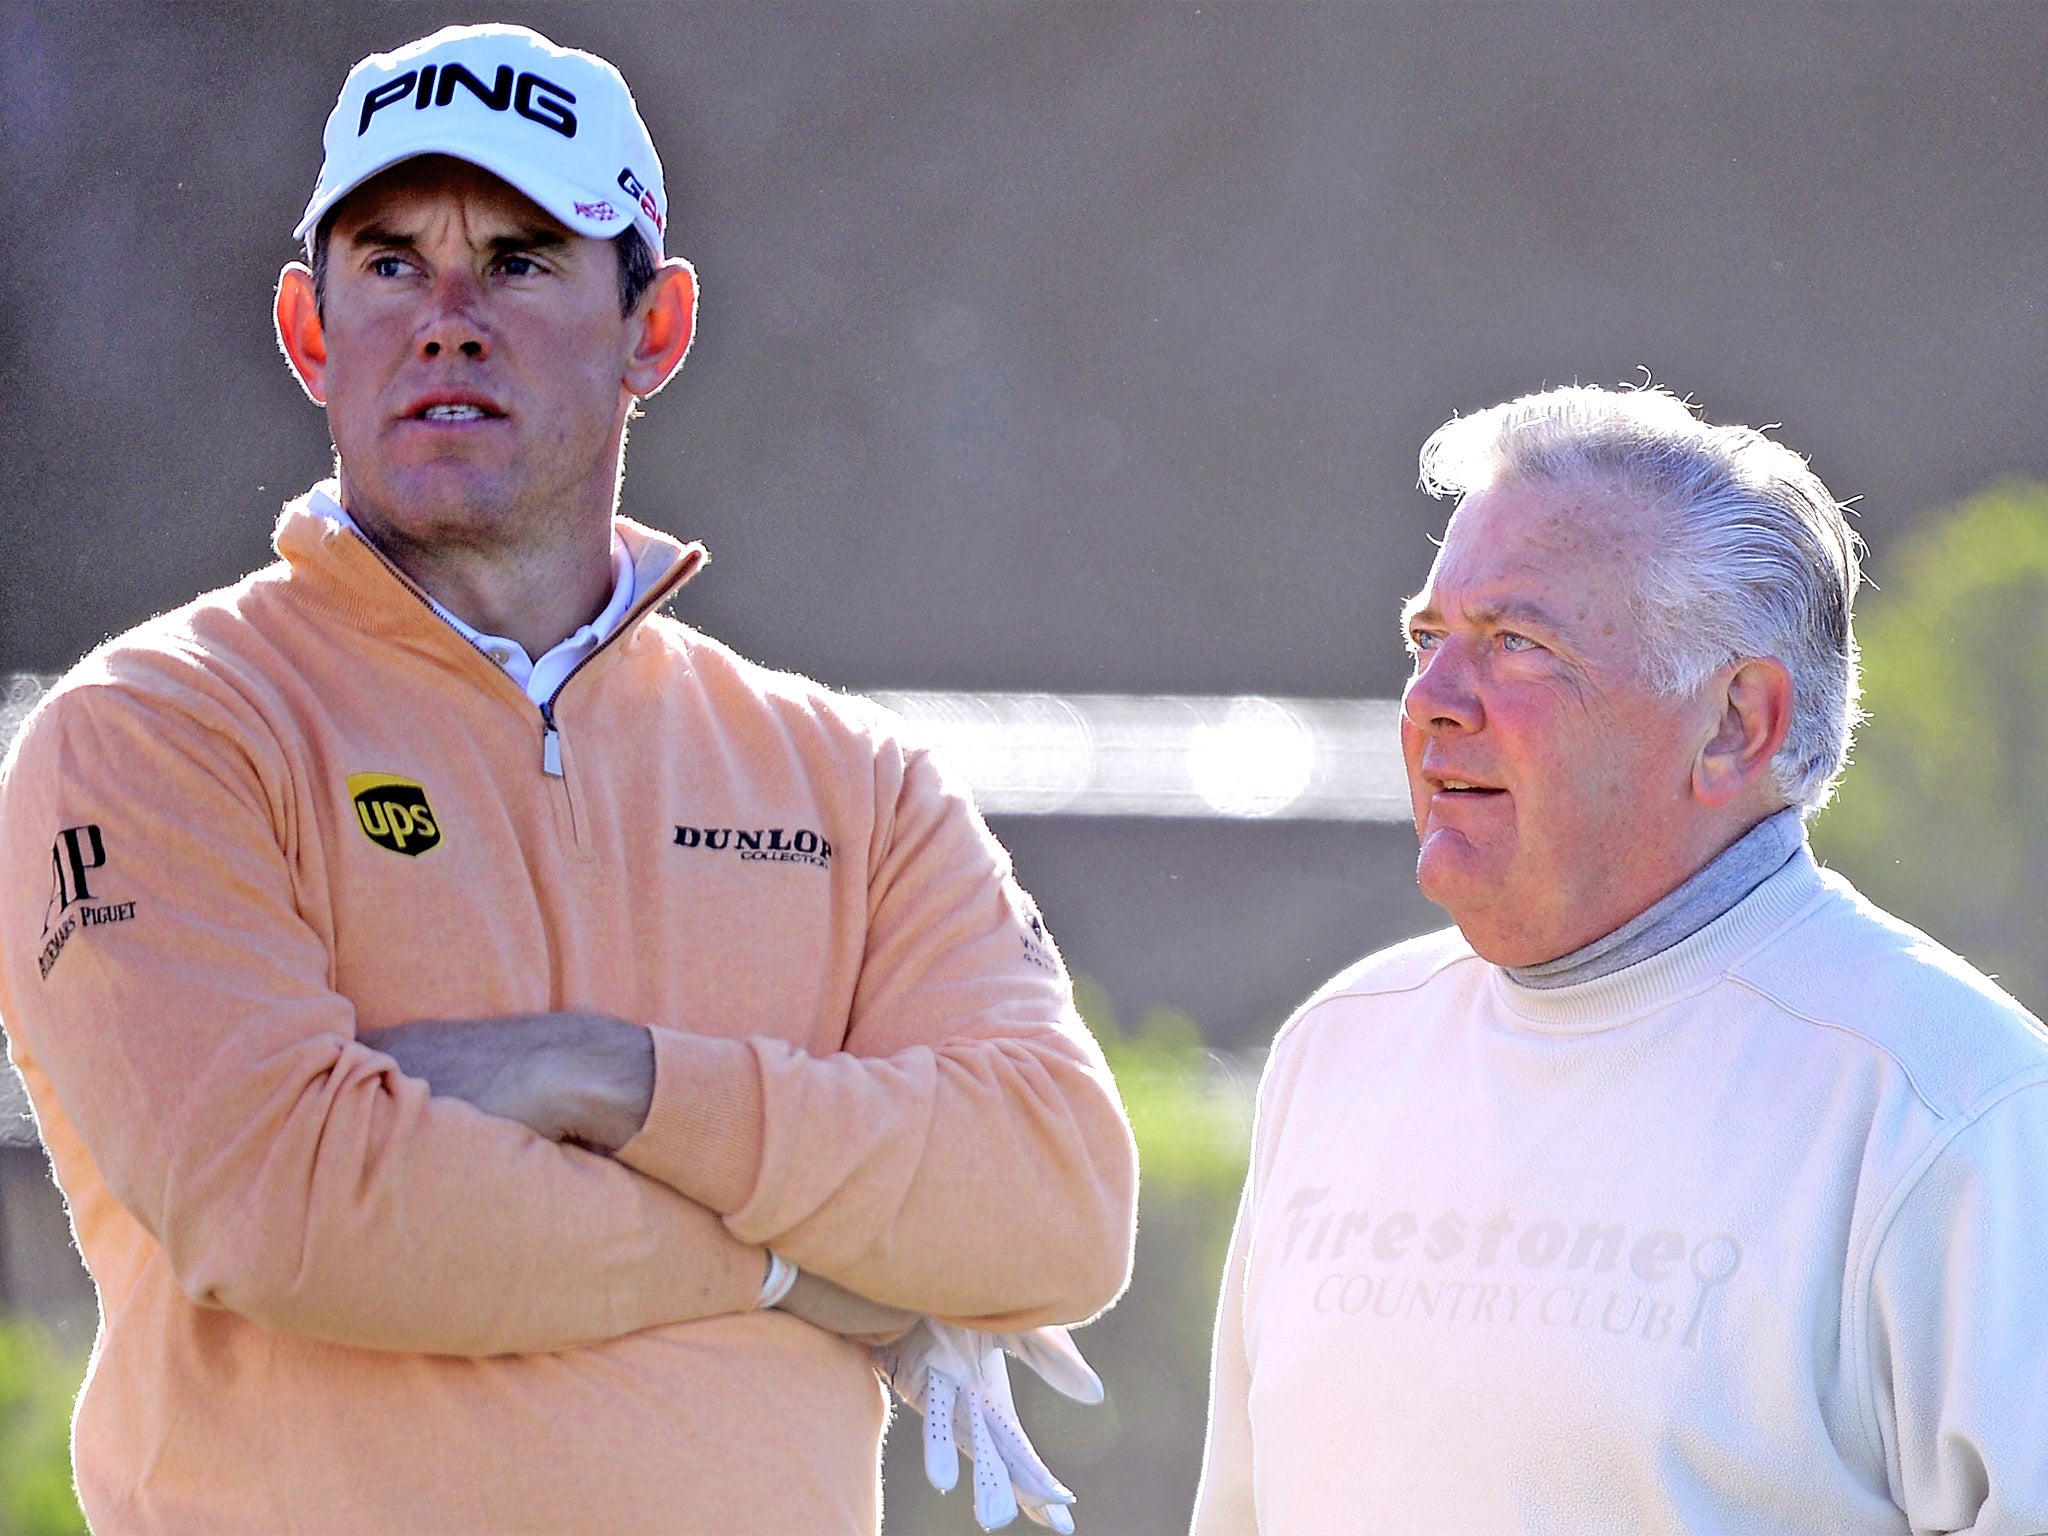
[1417, 385, 1864, 812]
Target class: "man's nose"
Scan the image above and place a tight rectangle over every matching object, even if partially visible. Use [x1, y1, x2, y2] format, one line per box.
[1402, 642, 1483, 734]
[416, 270, 491, 361]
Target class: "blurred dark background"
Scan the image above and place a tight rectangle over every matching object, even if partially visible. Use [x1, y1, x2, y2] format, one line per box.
[7, 1, 2047, 1049]
[3, 4, 2046, 1532]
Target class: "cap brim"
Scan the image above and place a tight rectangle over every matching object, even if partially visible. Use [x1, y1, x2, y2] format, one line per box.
[294, 131, 647, 247]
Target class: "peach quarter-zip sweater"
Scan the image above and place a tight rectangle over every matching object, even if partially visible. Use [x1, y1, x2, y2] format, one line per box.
[0, 489, 1137, 1535]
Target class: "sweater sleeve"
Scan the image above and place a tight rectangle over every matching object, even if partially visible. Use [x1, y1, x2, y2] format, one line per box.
[1863, 1076, 2048, 1534]
[1191, 1177, 1260, 1535]
[618, 739, 1137, 1328]
[0, 679, 764, 1356]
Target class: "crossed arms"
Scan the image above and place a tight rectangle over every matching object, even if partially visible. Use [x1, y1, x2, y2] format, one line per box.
[362, 1008, 919, 1342]
[0, 668, 1136, 1356]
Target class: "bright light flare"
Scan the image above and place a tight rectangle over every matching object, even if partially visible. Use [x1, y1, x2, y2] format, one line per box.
[873, 690, 1408, 820]
[0, 673, 1412, 823]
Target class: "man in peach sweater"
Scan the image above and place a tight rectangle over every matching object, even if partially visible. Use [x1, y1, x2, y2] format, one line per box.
[0, 24, 1135, 1535]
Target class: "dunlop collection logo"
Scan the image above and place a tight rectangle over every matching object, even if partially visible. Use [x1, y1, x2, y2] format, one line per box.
[348, 774, 442, 857]
[673, 824, 832, 870]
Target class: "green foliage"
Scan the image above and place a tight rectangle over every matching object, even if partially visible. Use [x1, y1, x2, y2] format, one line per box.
[1814, 478, 2048, 1012]
[0, 1312, 88, 1535]
[881, 979, 1254, 1534]
[1075, 975, 1254, 1196]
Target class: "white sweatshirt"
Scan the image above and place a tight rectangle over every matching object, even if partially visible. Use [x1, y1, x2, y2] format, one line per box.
[1195, 849, 2048, 1535]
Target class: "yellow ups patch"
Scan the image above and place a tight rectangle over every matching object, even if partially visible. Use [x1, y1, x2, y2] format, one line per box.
[347, 773, 442, 857]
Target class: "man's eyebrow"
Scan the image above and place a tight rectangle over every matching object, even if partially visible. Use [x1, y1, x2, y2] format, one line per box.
[1466, 598, 1564, 631]
[1399, 594, 1567, 631]
[343, 221, 417, 251]
[337, 224, 572, 254]
[487, 227, 572, 255]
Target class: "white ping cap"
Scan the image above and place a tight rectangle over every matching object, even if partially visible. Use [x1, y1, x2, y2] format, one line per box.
[295, 24, 668, 252]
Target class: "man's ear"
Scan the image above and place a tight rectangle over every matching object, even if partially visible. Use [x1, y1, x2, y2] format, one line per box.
[1693, 657, 1795, 809]
[624, 258, 697, 399]
[275, 263, 329, 405]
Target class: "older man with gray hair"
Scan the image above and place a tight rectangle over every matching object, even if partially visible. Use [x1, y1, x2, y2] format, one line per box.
[1194, 384, 2048, 1534]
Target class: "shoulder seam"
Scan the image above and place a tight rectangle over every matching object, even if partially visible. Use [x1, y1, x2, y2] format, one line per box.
[1329, 945, 1479, 1001]
[1720, 973, 1944, 1118]
[1267, 944, 1479, 1060]
[1723, 945, 2046, 1123]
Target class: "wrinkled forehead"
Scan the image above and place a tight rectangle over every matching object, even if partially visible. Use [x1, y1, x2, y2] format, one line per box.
[324, 155, 568, 244]
[1408, 475, 1656, 621]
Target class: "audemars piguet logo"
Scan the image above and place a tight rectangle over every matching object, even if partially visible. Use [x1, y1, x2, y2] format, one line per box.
[39, 823, 136, 979]
[349, 774, 442, 857]
[673, 824, 832, 870]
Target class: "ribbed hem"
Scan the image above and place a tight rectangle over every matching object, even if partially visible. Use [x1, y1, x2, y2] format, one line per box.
[616, 1029, 766, 1213]
[1490, 847, 1831, 1033]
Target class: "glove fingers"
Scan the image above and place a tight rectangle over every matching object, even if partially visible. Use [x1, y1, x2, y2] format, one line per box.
[924, 1374, 961, 1493]
[970, 1339, 1069, 1503]
[981, 1399, 1073, 1504]
[1005, 1328, 1106, 1406]
[900, 1324, 1089, 1533]
[967, 1392, 1021, 1531]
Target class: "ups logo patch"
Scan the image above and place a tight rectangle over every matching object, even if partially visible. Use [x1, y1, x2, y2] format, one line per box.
[348, 773, 442, 857]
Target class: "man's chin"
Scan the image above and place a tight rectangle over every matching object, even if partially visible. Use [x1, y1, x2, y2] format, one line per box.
[1422, 887, 1543, 966]
[349, 466, 522, 540]
[1416, 841, 1522, 944]
[1415, 828, 1493, 902]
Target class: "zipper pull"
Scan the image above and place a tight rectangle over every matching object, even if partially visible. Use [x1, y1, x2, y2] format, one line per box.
[540, 702, 565, 777]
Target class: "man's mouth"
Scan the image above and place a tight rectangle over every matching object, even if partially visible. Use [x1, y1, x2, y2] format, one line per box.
[404, 392, 505, 423]
[1433, 778, 1506, 796]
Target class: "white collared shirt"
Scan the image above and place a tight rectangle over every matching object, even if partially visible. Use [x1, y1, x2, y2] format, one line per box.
[310, 488, 636, 707]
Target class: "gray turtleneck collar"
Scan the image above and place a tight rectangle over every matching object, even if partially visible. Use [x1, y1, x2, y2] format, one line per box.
[1504, 807, 1807, 990]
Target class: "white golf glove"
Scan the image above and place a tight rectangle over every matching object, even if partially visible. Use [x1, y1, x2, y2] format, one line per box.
[875, 1319, 1105, 1533]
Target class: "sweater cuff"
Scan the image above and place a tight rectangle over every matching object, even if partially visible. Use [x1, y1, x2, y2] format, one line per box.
[616, 1029, 766, 1214]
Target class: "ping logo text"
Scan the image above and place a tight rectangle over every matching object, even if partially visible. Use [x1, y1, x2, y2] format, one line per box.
[359, 63, 577, 139]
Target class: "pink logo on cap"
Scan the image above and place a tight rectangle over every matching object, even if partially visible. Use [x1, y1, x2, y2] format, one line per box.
[574, 201, 620, 220]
